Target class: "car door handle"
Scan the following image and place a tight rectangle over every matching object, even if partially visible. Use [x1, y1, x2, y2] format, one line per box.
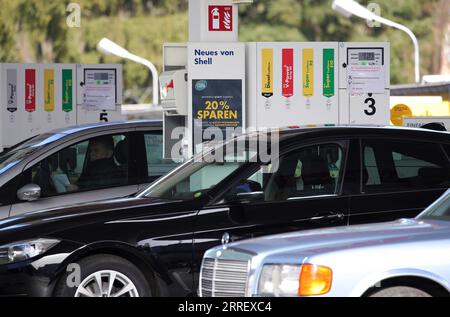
[310, 212, 345, 222]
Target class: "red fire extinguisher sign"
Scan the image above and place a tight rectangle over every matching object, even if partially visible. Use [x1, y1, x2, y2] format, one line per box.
[208, 6, 233, 32]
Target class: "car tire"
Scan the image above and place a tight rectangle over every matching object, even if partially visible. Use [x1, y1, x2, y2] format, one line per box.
[54, 254, 151, 297]
[369, 286, 431, 297]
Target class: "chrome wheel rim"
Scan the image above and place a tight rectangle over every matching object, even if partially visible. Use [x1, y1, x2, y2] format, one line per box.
[75, 270, 139, 297]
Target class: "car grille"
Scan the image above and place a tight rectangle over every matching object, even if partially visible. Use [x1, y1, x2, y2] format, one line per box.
[200, 257, 250, 297]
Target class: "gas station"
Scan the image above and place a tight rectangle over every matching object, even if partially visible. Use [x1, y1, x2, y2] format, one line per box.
[160, 0, 390, 158]
[0, 0, 450, 301]
[0, 0, 391, 158]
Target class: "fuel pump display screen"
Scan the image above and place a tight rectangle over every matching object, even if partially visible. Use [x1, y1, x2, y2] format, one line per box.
[94, 72, 109, 81]
[348, 48, 384, 66]
[84, 69, 116, 86]
[358, 52, 374, 61]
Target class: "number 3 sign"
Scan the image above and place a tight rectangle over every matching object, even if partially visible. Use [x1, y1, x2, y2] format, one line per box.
[348, 92, 389, 125]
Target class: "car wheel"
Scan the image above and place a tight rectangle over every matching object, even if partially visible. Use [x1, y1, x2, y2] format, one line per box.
[369, 286, 431, 297]
[54, 254, 151, 297]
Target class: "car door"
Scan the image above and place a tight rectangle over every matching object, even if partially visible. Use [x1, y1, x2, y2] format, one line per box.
[8, 131, 140, 217]
[349, 138, 450, 225]
[0, 171, 23, 218]
[192, 140, 352, 285]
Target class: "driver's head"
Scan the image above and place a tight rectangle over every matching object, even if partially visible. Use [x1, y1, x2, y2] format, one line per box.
[89, 136, 114, 162]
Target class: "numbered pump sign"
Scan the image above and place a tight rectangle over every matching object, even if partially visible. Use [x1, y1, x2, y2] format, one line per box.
[342, 43, 390, 125]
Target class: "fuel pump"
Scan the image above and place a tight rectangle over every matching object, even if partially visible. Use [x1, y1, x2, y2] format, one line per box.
[0, 63, 123, 151]
[160, 0, 390, 159]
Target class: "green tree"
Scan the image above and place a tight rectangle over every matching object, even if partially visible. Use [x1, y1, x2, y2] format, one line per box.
[0, 0, 447, 99]
[0, 1, 18, 61]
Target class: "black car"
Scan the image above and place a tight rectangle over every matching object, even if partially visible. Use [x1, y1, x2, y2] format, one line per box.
[0, 120, 178, 219]
[0, 126, 449, 297]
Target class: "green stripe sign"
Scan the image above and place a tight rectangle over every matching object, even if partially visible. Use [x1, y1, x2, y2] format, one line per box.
[323, 49, 335, 98]
[62, 69, 73, 112]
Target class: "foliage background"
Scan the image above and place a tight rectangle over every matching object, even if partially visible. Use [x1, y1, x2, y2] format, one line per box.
[0, 0, 448, 103]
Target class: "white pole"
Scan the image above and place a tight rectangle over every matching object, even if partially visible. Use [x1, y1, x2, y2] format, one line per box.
[97, 38, 160, 106]
[118, 53, 160, 106]
[374, 16, 420, 84]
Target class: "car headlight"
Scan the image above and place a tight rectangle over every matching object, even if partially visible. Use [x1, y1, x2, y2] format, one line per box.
[258, 264, 302, 296]
[0, 239, 60, 264]
[258, 264, 333, 297]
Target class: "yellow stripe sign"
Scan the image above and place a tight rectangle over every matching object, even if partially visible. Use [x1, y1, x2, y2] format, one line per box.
[44, 69, 55, 112]
[302, 49, 314, 97]
[261, 48, 274, 98]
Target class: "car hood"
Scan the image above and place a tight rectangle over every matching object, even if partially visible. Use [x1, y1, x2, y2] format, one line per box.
[0, 196, 187, 245]
[224, 219, 450, 258]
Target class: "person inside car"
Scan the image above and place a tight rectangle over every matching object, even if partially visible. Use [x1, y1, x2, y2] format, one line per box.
[67, 136, 123, 192]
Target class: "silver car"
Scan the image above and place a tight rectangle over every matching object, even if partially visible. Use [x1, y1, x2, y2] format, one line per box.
[0, 120, 178, 219]
[200, 189, 450, 297]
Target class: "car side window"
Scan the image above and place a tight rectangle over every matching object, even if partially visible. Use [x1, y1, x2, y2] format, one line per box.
[222, 143, 344, 203]
[362, 139, 450, 193]
[143, 132, 180, 183]
[24, 134, 129, 198]
[364, 146, 381, 186]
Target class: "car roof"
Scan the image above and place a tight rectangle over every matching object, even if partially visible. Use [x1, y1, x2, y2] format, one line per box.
[47, 122, 450, 141]
[6, 120, 162, 154]
[276, 125, 450, 143]
[51, 120, 162, 136]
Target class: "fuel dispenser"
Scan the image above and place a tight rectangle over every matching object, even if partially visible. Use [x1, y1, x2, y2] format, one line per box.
[75, 64, 124, 125]
[160, 0, 391, 159]
[0, 63, 123, 151]
[0, 0, 391, 158]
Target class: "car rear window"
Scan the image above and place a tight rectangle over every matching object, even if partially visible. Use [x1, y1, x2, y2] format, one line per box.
[362, 139, 450, 193]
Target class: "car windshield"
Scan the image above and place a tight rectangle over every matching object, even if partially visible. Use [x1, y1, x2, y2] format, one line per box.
[418, 189, 450, 221]
[139, 134, 268, 201]
[0, 133, 66, 175]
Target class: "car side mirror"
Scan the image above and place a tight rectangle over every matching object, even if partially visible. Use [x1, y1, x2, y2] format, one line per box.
[17, 184, 41, 202]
